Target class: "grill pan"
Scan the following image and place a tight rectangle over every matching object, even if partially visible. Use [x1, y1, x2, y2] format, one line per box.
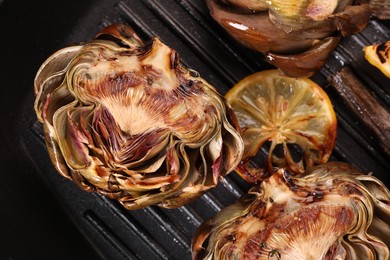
[1, 0, 389, 259]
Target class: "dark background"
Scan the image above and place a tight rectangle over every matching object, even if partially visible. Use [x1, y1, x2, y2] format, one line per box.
[0, 1, 100, 259]
[0, 0, 389, 259]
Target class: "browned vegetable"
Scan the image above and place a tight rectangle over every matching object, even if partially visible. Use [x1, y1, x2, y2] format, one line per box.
[266, 37, 341, 79]
[206, 0, 372, 77]
[328, 67, 390, 158]
[364, 40, 390, 77]
[356, 0, 390, 19]
[192, 162, 390, 259]
[369, 0, 390, 19]
[34, 24, 244, 210]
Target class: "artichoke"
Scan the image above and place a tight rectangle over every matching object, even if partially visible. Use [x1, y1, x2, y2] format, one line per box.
[34, 24, 244, 209]
[192, 162, 390, 259]
[206, 0, 372, 77]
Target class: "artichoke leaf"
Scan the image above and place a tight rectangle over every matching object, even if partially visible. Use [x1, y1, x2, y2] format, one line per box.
[220, 121, 246, 175]
[192, 162, 390, 259]
[208, 130, 223, 163]
[43, 122, 71, 179]
[127, 151, 168, 174]
[34, 46, 82, 103]
[53, 102, 91, 170]
[41, 80, 76, 125]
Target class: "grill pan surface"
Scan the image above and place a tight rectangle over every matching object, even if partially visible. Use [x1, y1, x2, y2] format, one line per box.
[0, 0, 389, 259]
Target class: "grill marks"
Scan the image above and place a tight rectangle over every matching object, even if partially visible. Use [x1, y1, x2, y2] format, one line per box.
[99, 72, 143, 96]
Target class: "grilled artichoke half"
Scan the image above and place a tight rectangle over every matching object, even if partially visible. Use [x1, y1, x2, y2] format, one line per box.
[192, 162, 390, 259]
[34, 24, 244, 209]
[207, 0, 372, 77]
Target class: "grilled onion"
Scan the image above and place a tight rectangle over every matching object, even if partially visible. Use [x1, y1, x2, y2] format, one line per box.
[206, 0, 372, 77]
[192, 162, 390, 259]
[356, 0, 390, 19]
[34, 24, 244, 209]
[368, 0, 390, 19]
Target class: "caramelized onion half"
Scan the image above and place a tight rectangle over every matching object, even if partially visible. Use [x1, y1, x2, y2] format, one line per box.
[206, 0, 371, 77]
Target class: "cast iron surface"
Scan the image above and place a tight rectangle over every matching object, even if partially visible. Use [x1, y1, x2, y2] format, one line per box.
[1, 0, 389, 259]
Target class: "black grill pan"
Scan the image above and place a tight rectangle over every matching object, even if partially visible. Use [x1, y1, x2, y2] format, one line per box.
[1, 1, 389, 259]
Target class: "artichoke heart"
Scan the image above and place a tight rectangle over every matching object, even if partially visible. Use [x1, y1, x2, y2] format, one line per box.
[192, 162, 390, 259]
[34, 24, 244, 210]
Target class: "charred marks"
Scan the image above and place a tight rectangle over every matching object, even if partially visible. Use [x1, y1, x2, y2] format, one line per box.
[135, 39, 154, 59]
[282, 170, 297, 191]
[281, 170, 326, 202]
[97, 72, 143, 96]
[170, 50, 179, 70]
[96, 34, 132, 49]
[376, 41, 390, 64]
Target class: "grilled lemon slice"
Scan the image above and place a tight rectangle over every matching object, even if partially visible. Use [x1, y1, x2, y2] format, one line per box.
[225, 69, 337, 183]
